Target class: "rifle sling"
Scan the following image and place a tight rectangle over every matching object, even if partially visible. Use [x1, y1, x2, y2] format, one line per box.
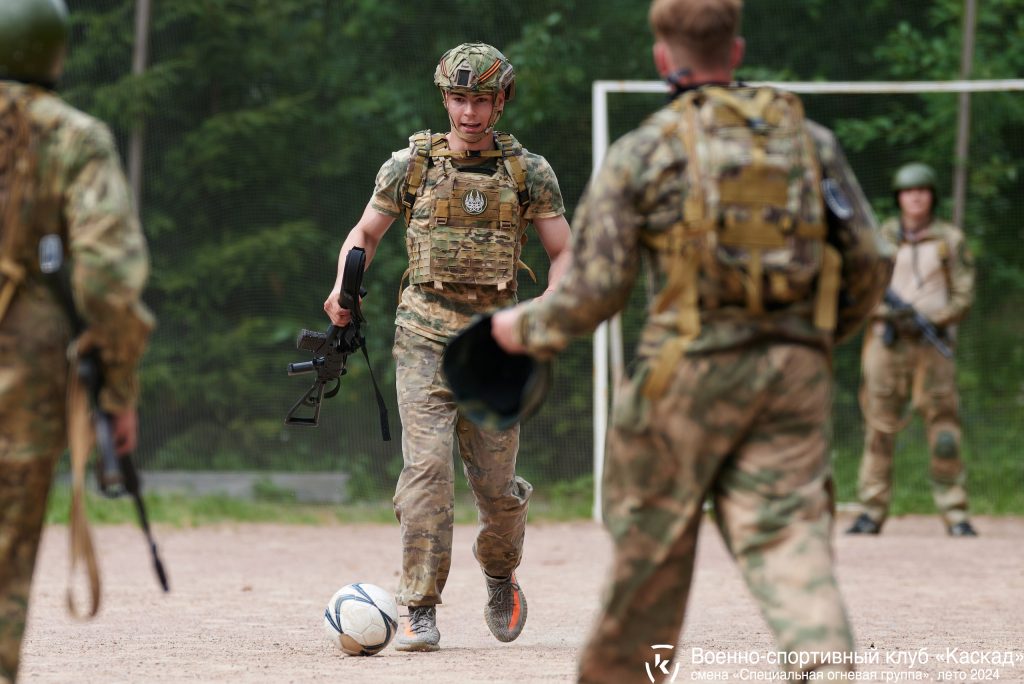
[359, 342, 391, 441]
[66, 357, 103, 619]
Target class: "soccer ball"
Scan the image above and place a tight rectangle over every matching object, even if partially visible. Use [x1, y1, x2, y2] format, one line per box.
[323, 583, 399, 656]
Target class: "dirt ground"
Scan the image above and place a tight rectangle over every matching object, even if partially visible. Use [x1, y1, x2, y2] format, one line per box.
[18, 514, 1024, 683]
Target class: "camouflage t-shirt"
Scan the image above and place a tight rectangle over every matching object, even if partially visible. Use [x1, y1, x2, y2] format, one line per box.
[516, 91, 891, 360]
[371, 132, 565, 343]
[1, 83, 153, 411]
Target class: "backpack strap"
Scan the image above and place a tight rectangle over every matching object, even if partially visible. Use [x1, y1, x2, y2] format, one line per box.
[0, 91, 37, 326]
[936, 232, 954, 294]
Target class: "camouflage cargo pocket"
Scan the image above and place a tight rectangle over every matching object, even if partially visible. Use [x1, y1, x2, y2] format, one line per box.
[611, 361, 652, 434]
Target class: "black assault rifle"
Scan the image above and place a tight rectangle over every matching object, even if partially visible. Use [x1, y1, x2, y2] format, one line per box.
[285, 247, 390, 439]
[39, 235, 169, 593]
[881, 288, 954, 359]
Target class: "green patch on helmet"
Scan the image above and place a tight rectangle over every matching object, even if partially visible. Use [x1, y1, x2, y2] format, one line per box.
[0, 0, 69, 87]
[442, 314, 550, 431]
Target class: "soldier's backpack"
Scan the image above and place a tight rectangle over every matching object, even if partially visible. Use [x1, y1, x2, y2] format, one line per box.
[643, 86, 842, 396]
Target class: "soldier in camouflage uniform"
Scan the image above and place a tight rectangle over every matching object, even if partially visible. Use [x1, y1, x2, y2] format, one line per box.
[323, 42, 570, 652]
[492, 0, 891, 680]
[847, 162, 977, 537]
[0, 1, 154, 681]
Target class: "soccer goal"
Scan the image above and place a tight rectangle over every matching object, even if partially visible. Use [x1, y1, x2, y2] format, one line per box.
[589, 78, 1024, 522]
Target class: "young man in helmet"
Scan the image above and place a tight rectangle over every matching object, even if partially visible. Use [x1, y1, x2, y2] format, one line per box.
[490, 0, 892, 679]
[323, 42, 571, 652]
[847, 162, 978, 537]
[0, 0, 154, 680]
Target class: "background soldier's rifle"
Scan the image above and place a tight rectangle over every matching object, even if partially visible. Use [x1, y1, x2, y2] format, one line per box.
[881, 288, 954, 359]
[39, 234, 169, 594]
[285, 246, 390, 440]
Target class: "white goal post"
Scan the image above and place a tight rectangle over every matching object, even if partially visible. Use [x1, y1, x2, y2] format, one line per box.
[589, 78, 1024, 522]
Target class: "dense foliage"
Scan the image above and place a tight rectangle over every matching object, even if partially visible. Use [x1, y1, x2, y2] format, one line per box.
[60, 0, 1023, 510]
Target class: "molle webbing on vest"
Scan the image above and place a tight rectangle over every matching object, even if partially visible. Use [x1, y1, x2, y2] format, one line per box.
[400, 130, 534, 293]
[641, 86, 841, 398]
[496, 131, 530, 209]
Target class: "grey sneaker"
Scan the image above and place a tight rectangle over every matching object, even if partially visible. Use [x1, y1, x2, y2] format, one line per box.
[484, 572, 527, 642]
[948, 521, 978, 537]
[395, 606, 440, 652]
[846, 513, 882, 535]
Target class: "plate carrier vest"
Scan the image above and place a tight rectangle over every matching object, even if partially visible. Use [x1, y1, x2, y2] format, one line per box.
[399, 130, 534, 295]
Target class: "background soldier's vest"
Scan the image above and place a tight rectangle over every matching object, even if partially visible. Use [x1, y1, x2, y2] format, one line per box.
[642, 86, 842, 396]
[400, 130, 531, 292]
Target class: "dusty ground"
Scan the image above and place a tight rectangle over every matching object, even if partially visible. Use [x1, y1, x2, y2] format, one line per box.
[18, 514, 1024, 683]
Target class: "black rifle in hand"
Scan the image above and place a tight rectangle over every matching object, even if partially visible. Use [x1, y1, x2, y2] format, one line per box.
[38, 235, 169, 592]
[881, 288, 954, 359]
[285, 247, 390, 440]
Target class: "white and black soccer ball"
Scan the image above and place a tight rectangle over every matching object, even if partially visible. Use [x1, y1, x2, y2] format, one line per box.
[323, 583, 399, 656]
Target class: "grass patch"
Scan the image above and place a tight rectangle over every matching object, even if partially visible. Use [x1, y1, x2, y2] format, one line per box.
[45, 475, 597, 527]
[47, 453, 1022, 529]
[832, 420, 1024, 515]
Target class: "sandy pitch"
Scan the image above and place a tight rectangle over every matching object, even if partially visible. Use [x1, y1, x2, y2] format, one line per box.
[19, 515, 1024, 683]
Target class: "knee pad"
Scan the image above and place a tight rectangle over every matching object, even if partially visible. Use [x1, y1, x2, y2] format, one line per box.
[933, 431, 959, 460]
[869, 430, 896, 455]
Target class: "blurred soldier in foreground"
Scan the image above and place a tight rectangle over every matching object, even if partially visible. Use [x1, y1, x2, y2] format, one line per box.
[323, 43, 570, 651]
[0, 0, 154, 681]
[490, 0, 891, 679]
[847, 162, 977, 537]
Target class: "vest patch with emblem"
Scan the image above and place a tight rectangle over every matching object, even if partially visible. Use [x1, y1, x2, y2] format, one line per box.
[462, 188, 487, 215]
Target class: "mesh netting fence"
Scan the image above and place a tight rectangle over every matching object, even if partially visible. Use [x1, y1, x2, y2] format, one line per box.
[56, 1, 1024, 512]
[600, 85, 1024, 513]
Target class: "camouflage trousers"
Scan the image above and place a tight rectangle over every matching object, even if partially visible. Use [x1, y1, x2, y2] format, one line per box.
[0, 290, 70, 683]
[578, 344, 853, 684]
[855, 324, 968, 527]
[392, 326, 532, 606]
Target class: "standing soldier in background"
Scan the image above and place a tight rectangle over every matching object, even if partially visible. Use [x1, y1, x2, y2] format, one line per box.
[490, 0, 891, 679]
[323, 43, 570, 651]
[847, 162, 977, 537]
[0, 0, 154, 681]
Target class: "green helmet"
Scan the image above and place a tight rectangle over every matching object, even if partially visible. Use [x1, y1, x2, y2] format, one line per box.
[434, 42, 516, 103]
[0, 0, 69, 87]
[893, 162, 938, 193]
[442, 314, 551, 431]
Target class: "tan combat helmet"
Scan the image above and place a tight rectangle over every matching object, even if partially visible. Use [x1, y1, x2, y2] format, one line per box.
[434, 42, 515, 142]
